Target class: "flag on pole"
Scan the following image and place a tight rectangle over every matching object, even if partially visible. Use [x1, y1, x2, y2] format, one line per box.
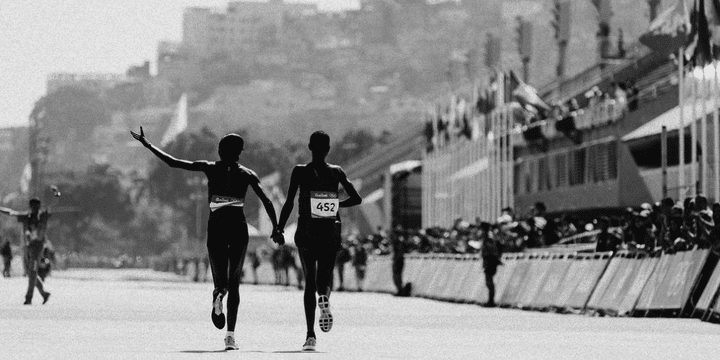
[160, 93, 188, 147]
[688, 0, 713, 66]
[19, 162, 31, 194]
[639, 0, 690, 55]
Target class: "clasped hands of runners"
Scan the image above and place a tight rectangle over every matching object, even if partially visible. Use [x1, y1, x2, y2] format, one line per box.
[271, 227, 285, 246]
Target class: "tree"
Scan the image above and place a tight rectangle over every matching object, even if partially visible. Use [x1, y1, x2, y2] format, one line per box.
[51, 164, 134, 254]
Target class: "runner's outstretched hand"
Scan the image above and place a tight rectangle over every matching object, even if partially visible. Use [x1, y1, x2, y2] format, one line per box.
[271, 229, 285, 246]
[130, 127, 150, 147]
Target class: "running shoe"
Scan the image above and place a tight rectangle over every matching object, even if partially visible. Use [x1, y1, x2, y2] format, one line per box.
[318, 295, 333, 332]
[42, 292, 51, 305]
[211, 291, 226, 329]
[302, 337, 316, 351]
[224, 335, 239, 350]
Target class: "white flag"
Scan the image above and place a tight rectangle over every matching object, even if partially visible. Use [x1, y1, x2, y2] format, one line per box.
[160, 93, 188, 147]
[19, 162, 31, 194]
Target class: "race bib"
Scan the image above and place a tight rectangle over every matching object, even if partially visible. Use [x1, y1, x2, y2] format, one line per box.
[310, 191, 339, 219]
[209, 195, 244, 212]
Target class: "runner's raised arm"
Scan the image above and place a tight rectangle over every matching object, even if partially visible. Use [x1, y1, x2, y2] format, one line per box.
[131, 126, 206, 171]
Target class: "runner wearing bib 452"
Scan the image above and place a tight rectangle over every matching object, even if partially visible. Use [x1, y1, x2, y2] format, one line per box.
[273, 131, 362, 352]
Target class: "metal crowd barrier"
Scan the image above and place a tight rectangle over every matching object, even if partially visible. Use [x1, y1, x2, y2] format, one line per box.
[234, 247, 720, 324]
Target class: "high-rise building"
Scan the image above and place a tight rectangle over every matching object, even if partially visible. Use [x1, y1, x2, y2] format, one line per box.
[182, 0, 318, 59]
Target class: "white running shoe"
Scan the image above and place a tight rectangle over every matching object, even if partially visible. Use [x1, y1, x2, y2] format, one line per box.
[225, 335, 239, 350]
[318, 295, 333, 332]
[302, 337, 316, 351]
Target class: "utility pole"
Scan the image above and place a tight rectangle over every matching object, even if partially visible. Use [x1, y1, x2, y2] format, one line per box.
[516, 17, 533, 83]
[647, 0, 661, 22]
[28, 106, 49, 197]
[552, 1, 571, 78]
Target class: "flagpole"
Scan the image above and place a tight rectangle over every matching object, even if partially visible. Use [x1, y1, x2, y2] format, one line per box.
[702, 63, 708, 196]
[680, 47, 686, 199]
[714, 58, 720, 202]
[692, 65, 698, 195]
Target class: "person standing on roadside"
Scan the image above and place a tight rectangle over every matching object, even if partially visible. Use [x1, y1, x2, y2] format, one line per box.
[481, 222, 502, 307]
[351, 240, 368, 292]
[1, 238, 12, 277]
[0, 190, 60, 305]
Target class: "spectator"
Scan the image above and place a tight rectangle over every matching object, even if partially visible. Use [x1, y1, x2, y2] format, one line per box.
[391, 225, 410, 297]
[595, 217, 620, 252]
[247, 250, 261, 285]
[351, 240, 369, 292]
[480, 222, 502, 307]
[335, 241, 352, 291]
[1, 239, 11, 277]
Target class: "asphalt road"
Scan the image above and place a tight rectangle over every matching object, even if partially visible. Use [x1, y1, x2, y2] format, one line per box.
[1, 269, 719, 360]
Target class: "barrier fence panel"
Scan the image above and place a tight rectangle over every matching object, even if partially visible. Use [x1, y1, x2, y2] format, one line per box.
[403, 255, 423, 288]
[696, 256, 720, 318]
[594, 253, 645, 315]
[616, 255, 659, 316]
[552, 254, 593, 309]
[499, 256, 533, 307]
[565, 252, 612, 310]
[414, 255, 439, 298]
[533, 254, 574, 310]
[635, 250, 710, 316]
[431, 255, 456, 300]
[441, 255, 466, 300]
[517, 255, 554, 309]
[467, 256, 488, 304]
[586, 252, 627, 311]
[424, 255, 449, 299]
[634, 253, 675, 314]
[449, 255, 481, 302]
[492, 254, 522, 304]
[365, 256, 394, 293]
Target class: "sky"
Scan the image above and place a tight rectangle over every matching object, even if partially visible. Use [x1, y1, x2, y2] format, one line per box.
[0, 0, 359, 129]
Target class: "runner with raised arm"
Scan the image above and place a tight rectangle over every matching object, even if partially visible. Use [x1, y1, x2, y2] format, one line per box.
[131, 127, 280, 351]
[0, 186, 60, 305]
[273, 131, 362, 352]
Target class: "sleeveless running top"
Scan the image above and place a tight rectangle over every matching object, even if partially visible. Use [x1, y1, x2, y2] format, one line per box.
[297, 162, 345, 221]
[294, 162, 346, 250]
[194, 161, 258, 206]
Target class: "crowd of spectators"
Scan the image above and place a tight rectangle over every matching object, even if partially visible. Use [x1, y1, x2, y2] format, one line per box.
[346, 195, 720, 258]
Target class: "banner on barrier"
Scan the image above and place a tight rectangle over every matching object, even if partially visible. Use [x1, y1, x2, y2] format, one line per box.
[533, 255, 574, 309]
[499, 259, 532, 306]
[517, 257, 554, 308]
[491, 255, 521, 304]
[552, 257, 592, 309]
[565, 254, 611, 309]
[616, 256, 659, 316]
[651, 250, 708, 310]
[696, 257, 720, 314]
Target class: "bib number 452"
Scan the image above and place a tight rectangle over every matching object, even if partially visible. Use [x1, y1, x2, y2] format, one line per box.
[310, 191, 339, 219]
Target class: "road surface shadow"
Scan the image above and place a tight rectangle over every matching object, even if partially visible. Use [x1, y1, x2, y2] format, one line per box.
[177, 349, 325, 354]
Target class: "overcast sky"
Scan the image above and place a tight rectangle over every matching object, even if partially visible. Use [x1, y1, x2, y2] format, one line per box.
[0, 0, 359, 129]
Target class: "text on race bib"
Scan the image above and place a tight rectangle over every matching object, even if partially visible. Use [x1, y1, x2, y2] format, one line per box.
[310, 191, 339, 219]
[209, 195, 244, 212]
